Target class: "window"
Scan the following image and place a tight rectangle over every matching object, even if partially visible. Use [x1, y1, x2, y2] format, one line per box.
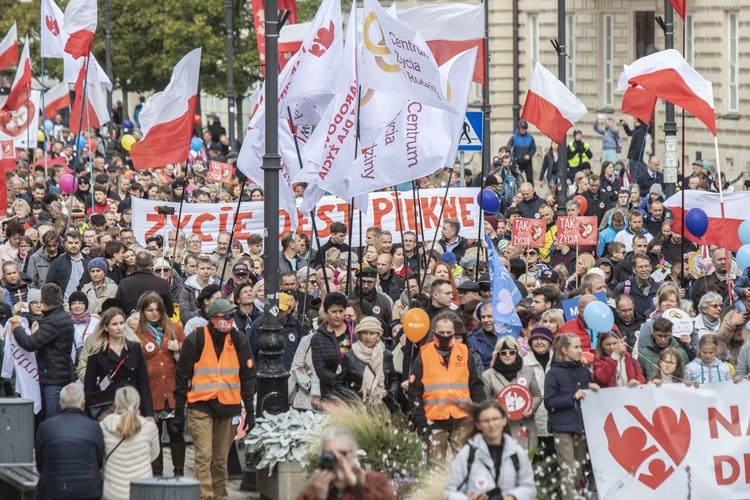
[529, 14, 539, 65]
[566, 14, 575, 92]
[634, 11, 655, 59]
[603, 14, 614, 108]
[728, 12, 739, 113]
[685, 14, 694, 65]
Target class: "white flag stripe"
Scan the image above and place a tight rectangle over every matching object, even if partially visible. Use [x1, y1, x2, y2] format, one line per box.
[41, 0, 66, 58]
[63, 0, 97, 34]
[528, 62, 587, 124]
[0, 23, 17, 56]
[397, 3, 483, 40]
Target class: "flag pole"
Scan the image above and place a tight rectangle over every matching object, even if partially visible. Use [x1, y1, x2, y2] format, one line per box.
[40, 55, 48, 183]
[713, 135, 729, 255]
[72, 53, 93, 176]
[423, 179, 452, 289]
[218, 176, 247, 287]
[346, 201, 354, 295]
[410, 183, 423, 288]
[680, 18, 686, 283]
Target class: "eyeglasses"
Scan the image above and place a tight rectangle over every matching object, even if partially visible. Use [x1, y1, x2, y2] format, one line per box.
[154, 268, 170, 275]
[524, 251, 538, 256]
[499, 349, 517, 357]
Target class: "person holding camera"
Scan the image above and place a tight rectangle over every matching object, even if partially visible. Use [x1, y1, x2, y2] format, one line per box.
[444, 400, 536, 500]
[297, 428, 393, 500]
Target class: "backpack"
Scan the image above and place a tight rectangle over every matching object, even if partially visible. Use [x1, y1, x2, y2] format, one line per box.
[456, 444, 520, 492]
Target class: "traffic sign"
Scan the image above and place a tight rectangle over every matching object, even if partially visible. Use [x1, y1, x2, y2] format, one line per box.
[458, 111, 483, 152]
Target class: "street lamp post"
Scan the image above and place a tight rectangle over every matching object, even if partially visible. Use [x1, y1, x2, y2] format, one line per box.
[555, 0, 568, 216]
[104, 0, 114, 162]
[225, 0, 236, 147]
[662, 1, 678, 196]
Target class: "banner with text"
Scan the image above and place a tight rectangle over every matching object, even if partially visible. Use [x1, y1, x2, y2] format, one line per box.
[582, 382, 750, 499]
[132, 188, 480, 252]
[555, 216, 598, 246]
[511, 218, 545, 248]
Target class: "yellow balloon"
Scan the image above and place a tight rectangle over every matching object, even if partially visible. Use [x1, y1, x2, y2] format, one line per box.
[121, 134, 136, 151]
[37, 130, 46, 142]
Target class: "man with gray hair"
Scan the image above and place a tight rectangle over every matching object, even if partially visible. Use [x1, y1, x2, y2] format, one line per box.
[298, 428, 393, 499]
[34, 383, 105, 499]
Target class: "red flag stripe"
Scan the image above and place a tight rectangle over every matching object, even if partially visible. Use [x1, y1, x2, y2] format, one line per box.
[130, 95, 196, 170]
[425, 39, 485, 86]
[44, 94, 70, 119]
[64, 30, 93, 59]
[621, 85, 657, 124]
[0, 42, 17, 73]
[668, 0, 686, 20]
[521, 90, 573, 145]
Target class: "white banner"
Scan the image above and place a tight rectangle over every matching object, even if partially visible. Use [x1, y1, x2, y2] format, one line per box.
[581, 382, 750, 499]
[132, 188, 480, 252]
[1, 318, 41, 414]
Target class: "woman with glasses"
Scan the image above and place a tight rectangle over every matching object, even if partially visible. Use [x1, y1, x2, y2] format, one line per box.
[693, 292, 723, 339]
[636, 283, 696, 360]
[444, 400, 536, 499]
[17, 237, 33, 268]
[523, 248, 540, 270]
[481, 336, 542, 450]
[81, 258, 118, 315]
[185, 233, 203, 256]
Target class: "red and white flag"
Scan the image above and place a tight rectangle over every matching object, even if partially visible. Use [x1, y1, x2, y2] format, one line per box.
[398, 2, 485, 85]
[251, 0, 298, 72]
[520, 61, 587, 144]
[664, 190, 745, 251]
[63, 0, 97, 59]
[624, 49, 716, 136]
[68, 60, 109, 134]
[668, 0, 686, 20]
[64, 54, 112, 91]
[617, 71, 657, 124]
[130, 48, 201, 170]
[44, 81, 70, 119]
[41, 0, 66, 58]
[0, 40, 40, 150]
[3, 39, 32, 113]
[279, 21, 309, 68]
[0, 23, 18, 73]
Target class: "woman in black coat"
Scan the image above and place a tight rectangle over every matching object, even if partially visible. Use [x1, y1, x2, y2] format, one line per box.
[334, 316, 399, 410]
[83, 307, 154, 420]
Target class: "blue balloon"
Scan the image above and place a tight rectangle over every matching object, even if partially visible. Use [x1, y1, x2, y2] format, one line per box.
[476, 189, 500, 213]
[583, 300, 614, 333]
[76, 135, 86, 150]
[122, 119, 134, 131]
[739, 220, 750, 245]
[44, 119, 54, 131]
[190, 137, 203, 152]
[684, 208, 709, 238]
[737, 244, 750, 272]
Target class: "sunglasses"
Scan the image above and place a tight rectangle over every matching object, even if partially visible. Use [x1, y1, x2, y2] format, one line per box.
[524, 251, 538, 256]
[154, 268, 171, 274]
[499, 349, 518, 357]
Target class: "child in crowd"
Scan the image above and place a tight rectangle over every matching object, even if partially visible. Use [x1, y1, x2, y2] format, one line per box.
[649, 347, 686, 386]
[684, 334, 732, 385]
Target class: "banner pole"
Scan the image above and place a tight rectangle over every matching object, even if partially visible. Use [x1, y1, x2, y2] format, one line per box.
[576, 244, 580, 289]
[346, 201, 354, 295]
[218, 176, 247, 287]
[410, 183, 423, 295]
[73, 53, 93, 177]
[41, 56, 48, 183]
[421, 180, 452, 292]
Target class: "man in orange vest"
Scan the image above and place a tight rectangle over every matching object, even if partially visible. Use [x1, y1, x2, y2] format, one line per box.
[407, 311, 485, 461]
[174, 298, 256, 499]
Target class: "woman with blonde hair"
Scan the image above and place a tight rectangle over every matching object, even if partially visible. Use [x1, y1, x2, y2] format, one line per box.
[83, 308, 154, 421]
[100, 386, 160, 499]
[540, 308, 565, 334]
[135, 292, 186, 477]
[430, 261, 459, 302]
[481, 336, 542, 450]
[565, 252, 596, 293]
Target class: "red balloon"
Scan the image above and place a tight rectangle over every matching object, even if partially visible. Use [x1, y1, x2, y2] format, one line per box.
[573, 195, 588, 215]
[194, 114, 202, 126]
[581, 351, 595, 364]
[86, 138, 97, 151]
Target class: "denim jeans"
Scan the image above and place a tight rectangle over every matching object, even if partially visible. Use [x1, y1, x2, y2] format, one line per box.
[41, 385, 63, 420]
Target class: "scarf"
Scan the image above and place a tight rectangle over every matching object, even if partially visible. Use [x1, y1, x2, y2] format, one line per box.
[146, 321, 165, 346]
[493, 354, 523, 382]
[70, 310, 92, 325]
[701, 313, 720, 332]
[254, 298, 265, 312]
[351, 340, 387, 404]
[533, 350, 551, 372]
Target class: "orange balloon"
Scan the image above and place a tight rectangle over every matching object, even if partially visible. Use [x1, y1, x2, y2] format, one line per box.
[581, 351, 595, 364]
[402, 308, 430, 343]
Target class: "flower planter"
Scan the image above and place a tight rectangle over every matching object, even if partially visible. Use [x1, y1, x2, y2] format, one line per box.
[257, 460, 308, 500]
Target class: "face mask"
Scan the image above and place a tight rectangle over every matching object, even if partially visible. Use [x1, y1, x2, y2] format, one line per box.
[434, 334, 454, 350]
[210, 315, 233, 333]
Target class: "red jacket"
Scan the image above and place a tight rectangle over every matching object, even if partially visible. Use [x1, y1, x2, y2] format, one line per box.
[592, 351, 646, 387]
[558, 316, 593, 352]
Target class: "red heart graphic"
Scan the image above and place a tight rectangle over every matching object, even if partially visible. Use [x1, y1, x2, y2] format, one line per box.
[578, 223, 593, 238]
[531, 226, 543, 241]
[603, 406, 691, 490]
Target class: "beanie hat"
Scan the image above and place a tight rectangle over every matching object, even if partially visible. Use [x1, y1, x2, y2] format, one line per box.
[485, 216, 500, 231]
[529, 325, 554, 344]
[27, 288, 41, 304]
[354, 316, 384, 336]
[68, 290, 89, 310]
[88, 257, 109, 273]
[197, 284, 221, 308]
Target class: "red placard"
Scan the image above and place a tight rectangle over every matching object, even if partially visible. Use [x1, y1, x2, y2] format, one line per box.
[497, 383, 533, 421]
[511, 217, 546, 248]
[208, 160, 234, 184]
[555, 216, 598, 246]
[0, 141, 16, 159]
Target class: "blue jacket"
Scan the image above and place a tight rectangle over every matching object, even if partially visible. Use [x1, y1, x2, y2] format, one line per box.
[507, 132, 537, 167]
[467, 328, 499, 371]
[544, 359, 592, 434]
[597, 212, 623, 257]
[593, 122, 620, 151]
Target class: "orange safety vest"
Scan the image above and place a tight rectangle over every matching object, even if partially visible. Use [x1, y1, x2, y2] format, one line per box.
[420, 342, 471, 421]
[187, 328, 242, 405]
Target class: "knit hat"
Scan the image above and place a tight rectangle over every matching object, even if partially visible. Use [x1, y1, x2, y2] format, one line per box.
[87, 257, 108, 273]
[197, 284, 221, 308]
[152, 258, 171, 271]
[529, 326, 554, 344]
[354, 316, 384, 336]
[586, 267, 606, 280]
[233, 282, 253, 303]
[68, 290, 89, 310]
[497, 239, 509, 253]
[485, 216, 500, 231]
[27, 288, 41, 304]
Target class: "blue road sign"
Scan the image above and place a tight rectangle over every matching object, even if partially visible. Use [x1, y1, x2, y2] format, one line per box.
[458, 111, 483, 152]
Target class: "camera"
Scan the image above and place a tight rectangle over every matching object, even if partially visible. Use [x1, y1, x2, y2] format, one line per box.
[319, 451, 337, 471]
[157, 206, 175, 216]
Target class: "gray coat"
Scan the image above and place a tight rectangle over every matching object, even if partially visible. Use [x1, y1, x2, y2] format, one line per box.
[444, 433, 536, 500]
[482, 365, 543, 450]
[523, 352, 552, 438]
[25, 248, 56, 289]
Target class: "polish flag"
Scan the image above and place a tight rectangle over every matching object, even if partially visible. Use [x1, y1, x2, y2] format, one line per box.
[3, 39, 32, 113]
[279, 21, 309, 68]
[617, 71, 656, 124]
[44, 81, 70, 119]
[68, 60, 110, 134]
[63, 0, 97, 59]
[520, 61, 587, 145]
[668, 0, 686, 20]
[624, 49, 716, 136]
[0, 23, 18, 73]
[130, 49, 202, 170]
[398, 2, 485, 85]
[664, 190, 745, 251]
[41, 0, 66, 59]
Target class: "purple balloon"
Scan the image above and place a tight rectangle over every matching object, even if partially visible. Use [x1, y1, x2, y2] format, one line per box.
[684, 208, 709, 238]
[59, 174, 77, 195]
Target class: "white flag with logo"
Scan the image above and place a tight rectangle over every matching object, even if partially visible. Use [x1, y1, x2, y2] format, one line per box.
[41, 0, 66, 58]
[360, 0, 456, 114]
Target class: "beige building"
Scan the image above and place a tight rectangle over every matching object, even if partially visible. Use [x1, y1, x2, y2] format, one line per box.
[482, 0, 749, 183]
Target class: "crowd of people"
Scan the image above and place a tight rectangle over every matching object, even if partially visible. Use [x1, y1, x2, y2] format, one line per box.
[0, 107, 749, 500]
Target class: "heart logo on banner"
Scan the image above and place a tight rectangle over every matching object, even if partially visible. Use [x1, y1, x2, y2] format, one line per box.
[603, 406, 691, 490]
[578, 223, 593, 238]
[531, 226, 543, 241]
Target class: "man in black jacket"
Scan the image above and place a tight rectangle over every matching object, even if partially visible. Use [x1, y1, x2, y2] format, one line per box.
[115, 251, 174, 316]
[12, 283, 75, 420]
[622, 118, 649, 176]
[375, 253, 403, 302]
[613, 295, 646, 348]
[45, 230, 89, 302]
[439, 219, 469, 261]
[35, 383, 104, 499]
